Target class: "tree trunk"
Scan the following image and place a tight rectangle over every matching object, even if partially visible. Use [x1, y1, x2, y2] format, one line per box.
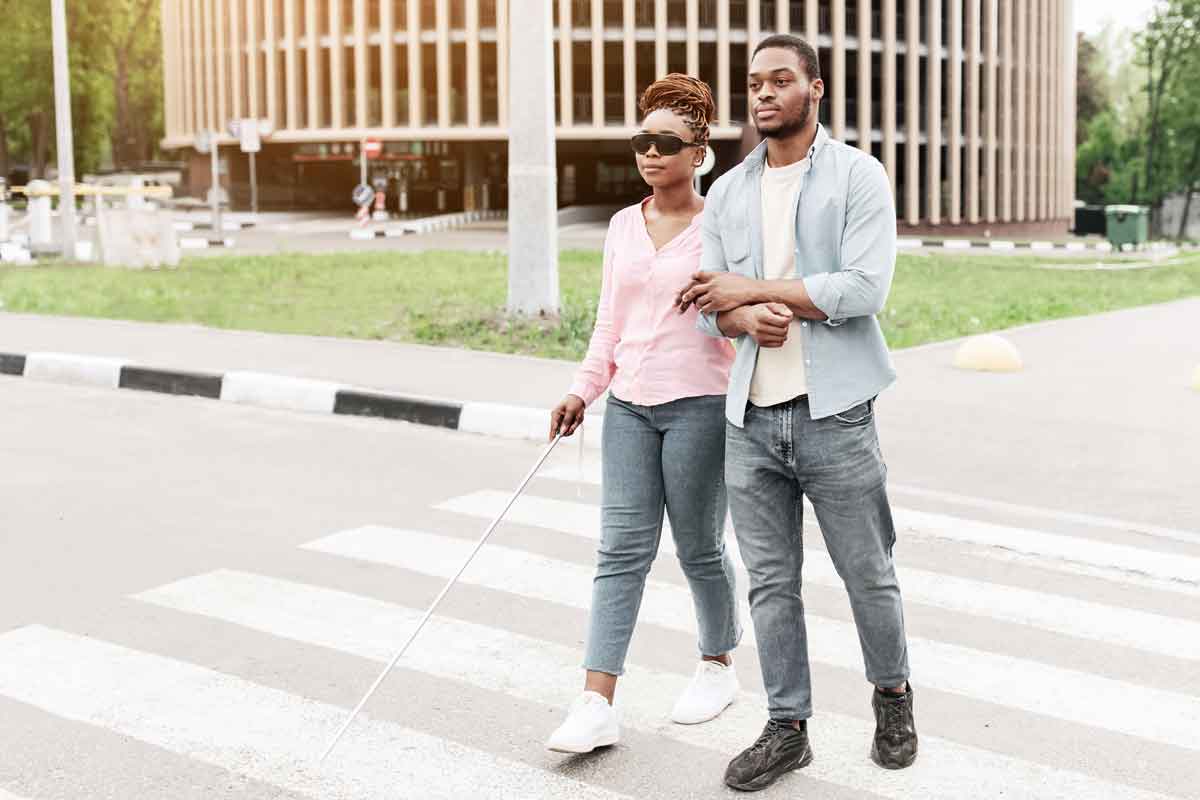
[27, 110, 49, 179]
[0, 113, 9, 184]
[112, 48, 133, 168]
[1177, 137, 1200, 241]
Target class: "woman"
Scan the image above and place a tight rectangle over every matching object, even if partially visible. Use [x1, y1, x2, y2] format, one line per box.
[545, 75, 741, 754]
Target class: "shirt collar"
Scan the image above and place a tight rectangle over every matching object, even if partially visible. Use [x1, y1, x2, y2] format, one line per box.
[747, 123, 828, 175]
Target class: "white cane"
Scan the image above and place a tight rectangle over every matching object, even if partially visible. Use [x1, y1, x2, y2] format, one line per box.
[320, 432, 566, 762]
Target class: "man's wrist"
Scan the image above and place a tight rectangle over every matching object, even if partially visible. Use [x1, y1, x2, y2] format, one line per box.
[716, 306, 747, 337]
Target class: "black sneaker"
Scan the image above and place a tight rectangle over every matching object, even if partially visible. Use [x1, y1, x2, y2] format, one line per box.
[724, 719, 813, 792]
[871, 683, 918, 769]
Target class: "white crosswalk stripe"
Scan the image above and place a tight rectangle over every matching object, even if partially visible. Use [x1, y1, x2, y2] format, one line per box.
[0, 626, 633, 800]
[135, 568, 1178, 800]
[535, 467, 1200, 591]
[435, 491, 1200, 661]
[304, 525, 1200, 752]
[6, 460, 1198, 798]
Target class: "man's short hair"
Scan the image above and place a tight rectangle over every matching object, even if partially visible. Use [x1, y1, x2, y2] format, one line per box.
[752, 34, 821, 82]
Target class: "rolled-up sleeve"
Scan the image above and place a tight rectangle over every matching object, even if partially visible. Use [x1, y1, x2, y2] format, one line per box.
[696, 183, 734, 339]
[802, 158, 896, 323]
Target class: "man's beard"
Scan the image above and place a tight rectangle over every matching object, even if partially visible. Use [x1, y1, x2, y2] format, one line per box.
[756, 93, 812, 139]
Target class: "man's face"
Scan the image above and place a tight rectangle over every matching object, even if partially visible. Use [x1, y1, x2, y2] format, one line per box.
[748, 47, 823, 139]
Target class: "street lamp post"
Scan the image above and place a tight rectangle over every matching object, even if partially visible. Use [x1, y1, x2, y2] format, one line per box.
[50, 0, 77, 260]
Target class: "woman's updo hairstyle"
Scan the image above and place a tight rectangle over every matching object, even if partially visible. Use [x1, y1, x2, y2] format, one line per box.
[638, 73, 715, 150]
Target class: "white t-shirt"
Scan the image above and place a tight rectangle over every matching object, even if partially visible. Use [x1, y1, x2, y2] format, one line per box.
[749, 156, 811, 407]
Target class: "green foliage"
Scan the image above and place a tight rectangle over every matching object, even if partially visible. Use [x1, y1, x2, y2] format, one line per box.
[0, 0, 164, 178]
[1, 249, 1197, 360]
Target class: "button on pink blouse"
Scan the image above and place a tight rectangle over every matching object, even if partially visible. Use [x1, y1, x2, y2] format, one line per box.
[568, 200, 735, 407]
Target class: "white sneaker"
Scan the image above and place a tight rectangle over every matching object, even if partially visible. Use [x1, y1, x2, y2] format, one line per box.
[545, 691, 620, 753]
[670, 661, 739, 725]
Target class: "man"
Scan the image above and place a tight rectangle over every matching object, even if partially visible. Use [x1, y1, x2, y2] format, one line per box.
[676, 34, 917, 792]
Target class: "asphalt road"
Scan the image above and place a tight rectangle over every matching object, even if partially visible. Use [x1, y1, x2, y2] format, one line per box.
[1, 373, 1198, 799]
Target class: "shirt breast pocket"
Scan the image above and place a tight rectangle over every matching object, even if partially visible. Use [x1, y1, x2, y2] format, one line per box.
[720, 226, 753, 275]
[800, 196, 842, 272]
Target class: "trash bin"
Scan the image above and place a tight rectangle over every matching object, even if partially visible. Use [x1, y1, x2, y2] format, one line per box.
[1104, 204, 1150, 249]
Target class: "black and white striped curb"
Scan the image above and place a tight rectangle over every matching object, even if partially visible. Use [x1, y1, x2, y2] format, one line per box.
[897, 238, 1172, 253]
[348, 209, 505, 240]
[173, 220, 257, 232]
[0, 350, 586, 446]
[178, 237, 236, 250]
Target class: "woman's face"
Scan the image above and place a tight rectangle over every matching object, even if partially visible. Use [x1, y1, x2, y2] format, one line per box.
[634, 108, 703, 189]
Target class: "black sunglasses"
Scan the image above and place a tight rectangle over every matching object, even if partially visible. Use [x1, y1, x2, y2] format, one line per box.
[630, 132, 699, 156]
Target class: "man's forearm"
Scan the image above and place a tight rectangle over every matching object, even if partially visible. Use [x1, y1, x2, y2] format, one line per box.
[745, 280, 828, 321]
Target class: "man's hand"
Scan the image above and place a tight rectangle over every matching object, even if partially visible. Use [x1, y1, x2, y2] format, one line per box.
[729, 303, 794, 348]
[675, 271, 761, 314]
[549, 394, 586, 440]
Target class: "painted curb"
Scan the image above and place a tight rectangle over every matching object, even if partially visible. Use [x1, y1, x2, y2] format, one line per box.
[0, 349, 592, 447]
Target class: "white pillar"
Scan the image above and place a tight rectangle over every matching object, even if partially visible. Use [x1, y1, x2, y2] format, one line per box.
[50, 0, 77, 259]
[507, 0, 559, 316]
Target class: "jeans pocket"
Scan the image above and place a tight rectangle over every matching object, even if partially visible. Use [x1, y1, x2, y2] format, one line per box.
[833, 399, 874, 427]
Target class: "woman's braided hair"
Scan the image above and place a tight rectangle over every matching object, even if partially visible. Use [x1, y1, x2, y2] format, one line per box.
[638, 73, 715, 150]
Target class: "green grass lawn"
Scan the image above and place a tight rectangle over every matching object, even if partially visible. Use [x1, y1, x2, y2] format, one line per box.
[1, 248, 1197, 360]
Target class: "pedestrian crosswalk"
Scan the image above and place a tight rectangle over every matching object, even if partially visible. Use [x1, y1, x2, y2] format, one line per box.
[1, 449, 1198, 799]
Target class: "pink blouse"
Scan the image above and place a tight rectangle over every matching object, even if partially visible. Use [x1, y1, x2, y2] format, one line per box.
[568, 200, 735, 407]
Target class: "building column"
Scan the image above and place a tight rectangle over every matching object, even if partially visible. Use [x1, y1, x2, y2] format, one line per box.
[948, 0, 963, 224]
[216, 0, 228, 130]
[1014, 0, 1027, 221]
[559, 0, 573, 127]
[966, 0, 981, 223]
[831, 0, 846, 140]
[285, 0, 299, 129]
[230, 0, 242, 121]
[507, 0, 559, 316]
[1039, 0, 1049, 220]
[686, 0, 699, 78]
[882, 0, 897, 192]
[717, 0, 730, 125]
[926, 0, 942, 225]
[436, 0, 451, 127]
[999, 0, 1013, 221]
[655, 0, 667, 76]
[307, 0, 323, 127]
[406, 0, 423, 126]
[776, 0, 789, 33]
[805, 0, 818, 41]
[330, 0, 345, 129]
[244, 0, 257, 120]
[904, 0, 919, 224]
[983, 0, 998, 222]
[379, 0, 394, 127]
[203, 0, 215, 131]
[264, 0, 278, 129]
[467, 0, 481, 128]
[592, 0, 605, 124]
[497, 0, 508, 127]
[857, 0, 871, 152]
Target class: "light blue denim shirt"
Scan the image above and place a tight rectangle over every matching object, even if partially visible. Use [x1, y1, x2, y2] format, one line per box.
[698, 125, 898, 427]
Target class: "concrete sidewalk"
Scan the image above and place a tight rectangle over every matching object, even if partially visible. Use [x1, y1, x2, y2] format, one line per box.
[2, 299, 1198, 532]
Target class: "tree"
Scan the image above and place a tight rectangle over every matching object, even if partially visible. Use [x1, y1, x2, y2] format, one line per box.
[0, 0, 163, 182]
[1134, 0, 1200, 207]
[1075, 32, 1112, 146]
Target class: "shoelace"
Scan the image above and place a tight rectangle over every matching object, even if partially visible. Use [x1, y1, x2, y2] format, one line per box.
[749, 720, 788, 754]
[881, 696, 907, 739]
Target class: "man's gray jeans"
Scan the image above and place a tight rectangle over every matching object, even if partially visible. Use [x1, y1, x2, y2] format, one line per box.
[726, 395, 910, 719]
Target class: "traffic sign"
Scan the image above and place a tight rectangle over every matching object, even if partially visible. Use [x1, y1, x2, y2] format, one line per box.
[363, 139, 383, 159]
[194, 130, 212, 154]
[351, 183, 374, 207]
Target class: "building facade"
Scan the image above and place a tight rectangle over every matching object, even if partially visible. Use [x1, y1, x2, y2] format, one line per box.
[161, 0, 1076, 232]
